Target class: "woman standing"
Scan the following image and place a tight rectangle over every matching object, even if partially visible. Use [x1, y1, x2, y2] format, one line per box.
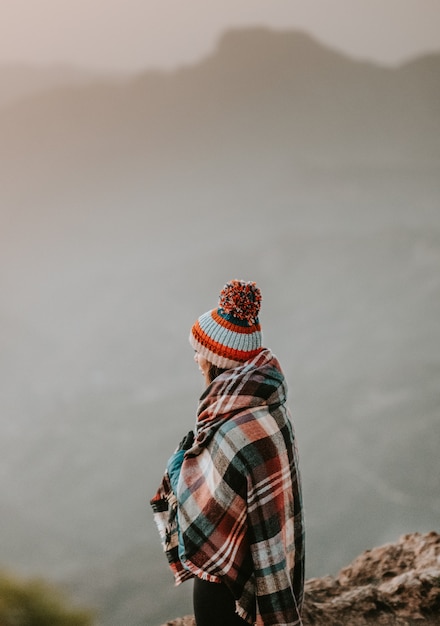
[151, 280, 305, 626]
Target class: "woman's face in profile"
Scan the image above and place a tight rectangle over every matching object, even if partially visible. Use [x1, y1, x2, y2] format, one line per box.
[194, 351, 211, 386]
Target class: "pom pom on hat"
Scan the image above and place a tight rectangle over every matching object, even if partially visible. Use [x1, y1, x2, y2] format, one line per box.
[190, 279, 263, 369]
[218, 280, 261, 325]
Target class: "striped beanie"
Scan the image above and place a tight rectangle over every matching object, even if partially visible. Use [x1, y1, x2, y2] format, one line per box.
[190, 280, 263, 369]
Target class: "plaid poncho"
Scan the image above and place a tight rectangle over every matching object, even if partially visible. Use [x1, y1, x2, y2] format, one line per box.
[150, 349, 305, 626]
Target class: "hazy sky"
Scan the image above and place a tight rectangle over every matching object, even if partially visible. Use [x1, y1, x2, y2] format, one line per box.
[1, 0, 440, 72]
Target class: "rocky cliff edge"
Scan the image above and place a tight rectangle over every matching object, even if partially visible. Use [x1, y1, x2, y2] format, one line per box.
[161, 531, 440, 626]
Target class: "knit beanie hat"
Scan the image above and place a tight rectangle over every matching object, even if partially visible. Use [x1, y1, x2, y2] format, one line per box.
[190, 280, 263, 369]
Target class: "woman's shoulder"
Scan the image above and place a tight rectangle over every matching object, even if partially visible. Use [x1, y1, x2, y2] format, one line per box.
[214, 408, 286, 462]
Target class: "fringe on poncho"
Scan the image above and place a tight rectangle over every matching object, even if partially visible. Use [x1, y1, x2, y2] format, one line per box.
[150, 348, 305, 626]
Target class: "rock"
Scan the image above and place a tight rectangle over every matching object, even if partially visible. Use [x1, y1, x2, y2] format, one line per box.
[162, 618, 195, 626]
[160, 532, 440, 625]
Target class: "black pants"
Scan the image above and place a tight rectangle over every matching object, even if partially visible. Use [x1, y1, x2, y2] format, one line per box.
[193, 577, 249, 626]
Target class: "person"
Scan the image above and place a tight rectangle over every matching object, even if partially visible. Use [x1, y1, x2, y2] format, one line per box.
[150, 280, 305, 626]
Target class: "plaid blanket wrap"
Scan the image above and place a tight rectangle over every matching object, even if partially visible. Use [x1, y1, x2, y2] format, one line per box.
[150, 348, 305, 625]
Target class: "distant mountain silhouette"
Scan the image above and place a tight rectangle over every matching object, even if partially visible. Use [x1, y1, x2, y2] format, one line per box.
[0, 64, 114, 109]
[0, 27, 438, 208]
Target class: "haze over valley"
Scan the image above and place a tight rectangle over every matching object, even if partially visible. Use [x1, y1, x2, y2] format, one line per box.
[0, 28, 439, 625]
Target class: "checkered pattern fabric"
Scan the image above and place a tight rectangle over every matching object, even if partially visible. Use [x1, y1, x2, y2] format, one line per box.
[151, 349, 305, 626]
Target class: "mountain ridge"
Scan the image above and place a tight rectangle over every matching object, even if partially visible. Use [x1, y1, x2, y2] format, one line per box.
[1, 27, 439, 161]
[0, 27, 439, 230]
[0, 63, 119, 109]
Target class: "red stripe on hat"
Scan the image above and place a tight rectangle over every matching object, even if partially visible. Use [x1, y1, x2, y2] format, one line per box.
[192, 320, 262, 361]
